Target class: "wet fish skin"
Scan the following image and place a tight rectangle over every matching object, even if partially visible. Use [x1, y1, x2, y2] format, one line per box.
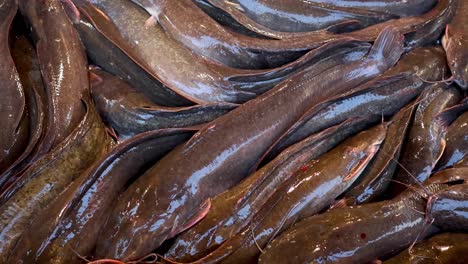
[404, 0, 457, 51]
[166, 118, 371, 262]
[0, 36, 47, 192]
[269, 46, 447, 158]
[443, 0, 468, 89]
[95, 28, 405, 261]
[77, 0, 371, 98]
[259, 174, 468, 264]
[0, 0, 28, 174]
[85, 0, 257, 104]
[130, 0, 307, 69]
[343, 0, 456, 46]
[383, 233, 468, 264]
[69, 0, 193, 106]
[304, 0, 437, 16]
[392, 84, 462, 188]
[0, 100, 110, 262]
[431, 180, 468, 232]
[435, 99, 468, 171]
[342, 103, 415, 205]
[90, 68, 236, 140]
[19, 0, 89, 156]
[8, 129, 194, 264]
[219, 124, 386, 264]
[206, 0, 395, 39]
[193, 0, 280, 38]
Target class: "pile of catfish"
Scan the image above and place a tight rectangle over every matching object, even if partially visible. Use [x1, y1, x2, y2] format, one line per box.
[1, 0, 468, 263]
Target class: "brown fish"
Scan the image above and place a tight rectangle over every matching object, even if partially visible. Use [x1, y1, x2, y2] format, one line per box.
[442, 0, 468, 88]
[431, 179, 468, 232]
[215, 124, 386, 264]
[384, 233, 468, 264]
[133, 0, 455, 70]
[259, 172, 468, 264]
[94, 27, 404, 261]
[304, 0, 437, 16]
[165, 118, 370, 262]
[19, 0, 88, 155]
[90, 68, 235, 140]
[435, 99, 468, 171]
[269, 46, 447, 158]
[76, 0, 369, 103]
[205, 0, 395, 39]
[0, 0, 28, 174]
[0, 100, 110, 262]
[342, 103, 415, 205]
[392, 84, 461, 189]
[8, 128, 195, 264]
[0, 36, 47, 192]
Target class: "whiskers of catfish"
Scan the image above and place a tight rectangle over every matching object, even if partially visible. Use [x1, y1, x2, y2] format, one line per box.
[376, 148, 453, 264]
[70, 245, 158, 264]
[416, 68, 455, 85]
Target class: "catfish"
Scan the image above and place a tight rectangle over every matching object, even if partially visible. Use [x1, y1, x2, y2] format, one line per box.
[0, 0, 28, 174]
[8, 128, 195, 264]
[205, 0, 395, 39]
[404, 0, 457, 50]
[166, 118, 370, 262]
[19, 0, 88, 155]
[94, 27, 405, 261]
[442, 0, 468, 89]
[76, 0, 369, 103]
[90, 68, 235, 140]
[304, 0, 437, 16]
[392, 84, 461, 189]
[431, 180, 468, 232]
[0, 100, 110, 262]
[133, 0, 455, 70]
[259, 172, 468, 264]
[129, 0, 320, 68]
[435, 99, 468, 171]
[213, 124, 386, 264]
[341, 103, 415, 205]
[66, 0, 193, 106]
[82, 0, 257, 103]
[269, 46, 447, 157]
[384, 233, 468, 264]
[0, 36, 47, 191]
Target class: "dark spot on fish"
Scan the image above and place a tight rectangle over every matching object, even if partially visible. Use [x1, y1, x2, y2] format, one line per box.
[300, 165, 308, 171]
[360, 233, 367, 239]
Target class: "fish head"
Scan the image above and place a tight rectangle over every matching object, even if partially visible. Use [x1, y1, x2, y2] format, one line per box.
[443, 26, 468, 89]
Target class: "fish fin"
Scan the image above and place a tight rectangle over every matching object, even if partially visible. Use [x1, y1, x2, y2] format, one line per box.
[442, 25, 451, 50]
[89, 71, 104, 87]
[105, 126, 119, 142]
[330, 198, 349, 209]
[434, 138, 446, 166]
[367, 27, 404, 66]
[61, 0, 81, 24]
[144, 16, 158, 29]
[325, 20, 362, 34]
[435, 99, 468, 127]
[360, 72, 413, 92]
[170, 199, 211, 238]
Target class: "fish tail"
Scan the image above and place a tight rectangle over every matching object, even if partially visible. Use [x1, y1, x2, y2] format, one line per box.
[368, 26, 404, 67]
